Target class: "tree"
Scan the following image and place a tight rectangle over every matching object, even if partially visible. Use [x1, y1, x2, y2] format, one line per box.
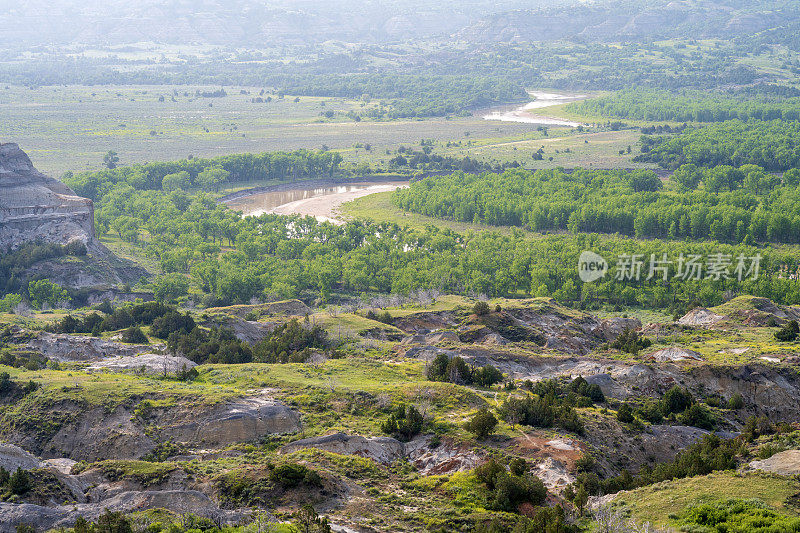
[161, 171, 190, 191]
[197, 166, 230, 191]
[616, 402, 634, 423]
[103, 150, 120, 169]
[473, 300, 491, 316]
[27, 279, 70, 309]
[785, 168, 800, 187]
[8, 467, 30, 495]
[573, 484, 589, 515]
[152, 273, 189, 302]
[465, 408, 498, 439]
[293, 504, 331, 533]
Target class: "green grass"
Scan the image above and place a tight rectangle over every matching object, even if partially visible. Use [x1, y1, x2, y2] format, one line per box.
[93, 459, 180, 486]
[0, 83, 655, 178]
[610, 471, 800, 528]
[1, 365, 240, 408]
[0, 84, 551, 177]
[201, 357, 426, 395]
[341, 191, 524, 234]
[711, 295, 782, 316]
[439, 125, 654, 170]
[312, 311, 405, 337]
[100, 234, 162, 276]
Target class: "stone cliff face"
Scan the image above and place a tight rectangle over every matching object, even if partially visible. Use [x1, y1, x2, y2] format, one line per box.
[0, 143, 95, 251]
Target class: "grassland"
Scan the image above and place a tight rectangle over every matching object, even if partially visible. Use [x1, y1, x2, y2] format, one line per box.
[339, 190, 521, 234]
[610, 471, 800, 528]
[0, 84, 542, 176]
[0, 83, 663, 178]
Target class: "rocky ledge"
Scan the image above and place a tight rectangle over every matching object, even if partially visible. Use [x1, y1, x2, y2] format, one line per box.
[0, 143, 94, 250]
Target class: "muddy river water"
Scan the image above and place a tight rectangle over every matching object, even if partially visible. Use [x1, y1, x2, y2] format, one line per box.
[224, 181, 409, 224]
[225, 92, 586, 222]
[482, 91, 588, 127]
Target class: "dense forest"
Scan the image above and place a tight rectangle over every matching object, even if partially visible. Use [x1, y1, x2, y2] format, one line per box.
[634, 119, 800, 171]
[0, 38, 766, 119]
[567, 87, 800, 123]
[64, 149, 510, 202]
[34, 162, 800, 312]
[393, 167, 800, 244]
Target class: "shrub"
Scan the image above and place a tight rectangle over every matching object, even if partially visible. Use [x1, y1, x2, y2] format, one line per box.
[509, 458, 527, 476]
[427, 353, 504, 387]
[0, 372, 11, 394]
[269, 463, 321, 488]
[293, 503, 331, 533]
[475, 459, 547, 513]
[151, 311, 196, 339]
[381, 404, 424, 442]
[679, 403, 715, 429]
[728, 392, 745, 410]
[473, 301, 491, 316]
[8, 467, 30, 495]
[465, 408, 498, 439]
[634, 399, 664, 424]
[445, 356, 471, 384]
[95, 511, 133, 533]
[568, 376, 605, 403]
[120, 326, 148, 344]
[142, 441, 184, 462]
[678, 499, 800, 533]
[472, 364, 504, 388]
[176, 364, 198, 382]
[775, 320, 799, 341]
[661, 385, 693, 415]
[498, 383, 584, 434]
[611, 328, 651, 354]
[252, 318, 327, 363]
[616, 402, 634, 423]
[167, 326, 252, 364]
[575, 454, 595, 473]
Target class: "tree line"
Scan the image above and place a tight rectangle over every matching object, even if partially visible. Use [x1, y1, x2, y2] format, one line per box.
[568, 87, 800, 123]
[634, 119, 800, 171]
[76, 174, 800, 312]
[64, 150, 345, 201]
[392, 167, 800, 244]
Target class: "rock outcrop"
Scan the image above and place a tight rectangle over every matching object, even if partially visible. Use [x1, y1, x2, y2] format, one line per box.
[3, 393, 301, 461]
[0, 143, 94, 250]
[282, 432, 405, 464]
[0, 143, 148, 291]
[0, 490, 245, 533]
[748, 450, 800, 476]
[647, 346, 703, 362]
[0, 443, 41, 471]
[25, 332, 153, 361]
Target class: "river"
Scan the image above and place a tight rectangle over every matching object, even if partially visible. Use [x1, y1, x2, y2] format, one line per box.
[482, 90, 588, 127]
[224, 181, 409, 224]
